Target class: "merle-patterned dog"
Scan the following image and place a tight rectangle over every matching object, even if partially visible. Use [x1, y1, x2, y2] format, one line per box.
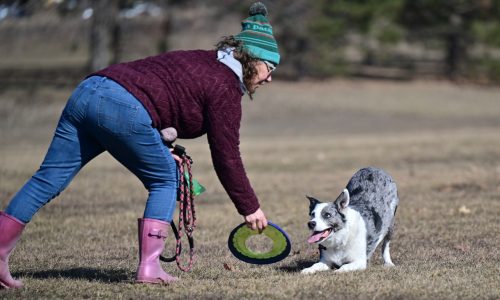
[301, 167, 399, 274]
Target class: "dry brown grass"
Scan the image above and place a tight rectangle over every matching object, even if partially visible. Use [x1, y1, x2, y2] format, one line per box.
[1, 80, 499, 299]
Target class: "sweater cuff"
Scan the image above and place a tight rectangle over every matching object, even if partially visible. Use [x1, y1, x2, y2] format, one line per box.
[236, 201, 260, 217]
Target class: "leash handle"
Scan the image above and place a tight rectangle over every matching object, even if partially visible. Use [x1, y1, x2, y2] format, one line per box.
[159, 222, 180, 263]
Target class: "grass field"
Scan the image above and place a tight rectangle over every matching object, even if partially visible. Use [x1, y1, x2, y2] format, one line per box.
[0, 80, 499, 299]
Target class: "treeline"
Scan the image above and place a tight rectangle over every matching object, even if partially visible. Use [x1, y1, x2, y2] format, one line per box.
[269, 0, 500, 81]
[2, 0, 500, 83]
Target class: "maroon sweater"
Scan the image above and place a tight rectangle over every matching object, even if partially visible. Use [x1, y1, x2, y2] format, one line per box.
[92, 50, 259, 216]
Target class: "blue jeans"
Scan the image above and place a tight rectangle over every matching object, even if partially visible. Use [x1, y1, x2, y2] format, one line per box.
[5, 76, 178, 223]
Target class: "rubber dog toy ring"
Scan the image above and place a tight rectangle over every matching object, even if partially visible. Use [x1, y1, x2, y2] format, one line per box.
[228, 222, 291, 265]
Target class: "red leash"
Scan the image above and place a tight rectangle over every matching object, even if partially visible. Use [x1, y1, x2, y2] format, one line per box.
[175, 148, 196, 271]
[160, 145, 196, 272]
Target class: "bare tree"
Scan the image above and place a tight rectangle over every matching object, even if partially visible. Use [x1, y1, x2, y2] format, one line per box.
[88, 0, 120, 72]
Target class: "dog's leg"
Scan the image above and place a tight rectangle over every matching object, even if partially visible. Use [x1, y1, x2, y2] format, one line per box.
[381, 238, 395, 267]
[334, 260, 367, 273]
[381, 226, 395, 267]
[301, 262, 330, 274]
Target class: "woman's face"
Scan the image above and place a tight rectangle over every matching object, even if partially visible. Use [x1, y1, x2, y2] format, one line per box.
[248, 61, 274, 93]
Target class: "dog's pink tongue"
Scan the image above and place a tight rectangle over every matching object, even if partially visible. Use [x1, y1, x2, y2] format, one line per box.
[307, 231, 328, 244]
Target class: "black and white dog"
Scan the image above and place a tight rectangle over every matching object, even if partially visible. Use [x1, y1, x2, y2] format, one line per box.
[301, 167, 399, 274]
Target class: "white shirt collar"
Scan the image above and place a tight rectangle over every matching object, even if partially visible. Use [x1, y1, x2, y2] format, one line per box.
[217, 48, 246, 92]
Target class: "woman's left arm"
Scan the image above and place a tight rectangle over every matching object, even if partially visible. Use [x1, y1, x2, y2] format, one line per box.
[205, 85, 261, 217]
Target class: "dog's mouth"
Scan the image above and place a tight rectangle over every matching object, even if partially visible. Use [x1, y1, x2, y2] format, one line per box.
[307, 228, 333, 244]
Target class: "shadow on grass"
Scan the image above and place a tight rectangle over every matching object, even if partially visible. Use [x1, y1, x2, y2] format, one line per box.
[278, 259, 315, 273]
[15, 268, 131, 283]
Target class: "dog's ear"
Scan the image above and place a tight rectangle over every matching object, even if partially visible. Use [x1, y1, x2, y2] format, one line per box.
[334, 189, 350, 210]
[306, 195, 321, 213]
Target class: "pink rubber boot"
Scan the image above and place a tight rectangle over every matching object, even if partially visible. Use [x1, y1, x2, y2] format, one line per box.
[0, 212, 25, 289]
[135, 218, 178, 284]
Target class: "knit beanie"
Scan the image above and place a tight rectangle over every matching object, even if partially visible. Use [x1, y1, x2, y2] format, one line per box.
[235, 2, 280, 65]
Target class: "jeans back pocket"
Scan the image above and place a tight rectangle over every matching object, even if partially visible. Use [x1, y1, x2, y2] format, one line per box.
[97, 95, 138, 137]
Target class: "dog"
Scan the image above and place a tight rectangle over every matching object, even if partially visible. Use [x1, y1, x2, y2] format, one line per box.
[301, 167, 398, 274]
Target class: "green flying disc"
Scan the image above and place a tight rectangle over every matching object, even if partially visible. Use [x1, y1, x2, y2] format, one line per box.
[228, 222, 291, 264]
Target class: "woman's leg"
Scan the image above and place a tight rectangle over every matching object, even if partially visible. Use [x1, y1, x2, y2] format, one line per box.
[83, 77, 179, 283]
[84, 77, 178, 222]
[1, 77, 105, 289]
[5, 79, 104, 224]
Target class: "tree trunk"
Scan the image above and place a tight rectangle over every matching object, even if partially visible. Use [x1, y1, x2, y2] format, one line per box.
[88, 0, 120, 72]
[445, 14, 466, 79]
[445, 32, 464, 79]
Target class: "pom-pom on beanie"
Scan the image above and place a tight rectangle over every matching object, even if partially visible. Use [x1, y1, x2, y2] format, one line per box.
[235, 2, 280, 65]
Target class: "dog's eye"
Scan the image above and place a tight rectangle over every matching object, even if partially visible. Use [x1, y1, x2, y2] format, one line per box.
[324, 213, 331, 219]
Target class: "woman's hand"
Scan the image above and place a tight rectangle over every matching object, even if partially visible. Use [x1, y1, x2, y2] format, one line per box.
[169, 148, 182, 163]
[244, 208, 268, 232]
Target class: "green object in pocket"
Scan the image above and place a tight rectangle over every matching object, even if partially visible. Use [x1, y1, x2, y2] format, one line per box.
[184, 171, 205, 196]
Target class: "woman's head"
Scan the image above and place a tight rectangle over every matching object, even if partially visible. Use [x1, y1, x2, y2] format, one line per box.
[215, 36, 274, 97]
[216, 2, 279, 98]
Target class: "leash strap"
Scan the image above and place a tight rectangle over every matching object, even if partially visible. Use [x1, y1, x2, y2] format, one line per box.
[175, 153, 196, 271]
[159, 145, 196, 272]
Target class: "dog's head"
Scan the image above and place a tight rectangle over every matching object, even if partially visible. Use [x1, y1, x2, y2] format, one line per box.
[306, 189, 350, 244]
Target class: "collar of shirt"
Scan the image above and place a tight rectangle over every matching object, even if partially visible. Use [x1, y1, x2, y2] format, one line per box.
[217, 48, 247, 93]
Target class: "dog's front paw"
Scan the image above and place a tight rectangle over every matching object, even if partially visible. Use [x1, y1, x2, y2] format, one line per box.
[334, 261, 366, 273]
[301, 262, 330, 274]
[301, 267, 317, 274]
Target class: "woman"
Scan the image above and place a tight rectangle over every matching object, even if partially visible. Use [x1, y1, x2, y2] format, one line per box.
[0, 2, 279, 287]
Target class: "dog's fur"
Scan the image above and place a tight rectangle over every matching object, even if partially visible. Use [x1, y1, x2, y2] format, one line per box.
[301, 167, 399, 274]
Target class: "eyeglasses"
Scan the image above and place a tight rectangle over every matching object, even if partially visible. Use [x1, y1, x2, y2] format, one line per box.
[263, 60, 276, 73]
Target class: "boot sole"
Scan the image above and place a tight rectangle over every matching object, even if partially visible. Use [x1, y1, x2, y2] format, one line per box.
[0, 280, 23, 289]
[136, 278, 178, 284]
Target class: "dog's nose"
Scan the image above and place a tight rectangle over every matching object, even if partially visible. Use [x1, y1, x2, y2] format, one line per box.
[308, 221, 316, 230]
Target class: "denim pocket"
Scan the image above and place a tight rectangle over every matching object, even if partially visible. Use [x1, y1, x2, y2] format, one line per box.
[97, 95, 138, 137]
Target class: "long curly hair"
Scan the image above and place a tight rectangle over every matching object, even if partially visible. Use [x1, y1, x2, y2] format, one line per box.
[215, 36, 260, 99]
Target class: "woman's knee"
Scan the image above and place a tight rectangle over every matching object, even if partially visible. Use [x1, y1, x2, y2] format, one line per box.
[147, 177, 179, 191]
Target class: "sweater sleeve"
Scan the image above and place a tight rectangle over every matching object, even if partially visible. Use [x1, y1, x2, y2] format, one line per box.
[205, 85, 260, 216]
